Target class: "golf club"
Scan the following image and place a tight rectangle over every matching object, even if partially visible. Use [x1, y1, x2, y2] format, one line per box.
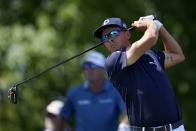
[7, 27, 136, 104]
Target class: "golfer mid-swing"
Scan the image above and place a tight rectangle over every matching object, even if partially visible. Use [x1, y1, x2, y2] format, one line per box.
[94, 15, 186, 131]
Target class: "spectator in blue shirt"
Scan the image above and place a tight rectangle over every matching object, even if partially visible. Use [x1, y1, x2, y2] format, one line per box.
[93, 15, 185, 131]
[55, 51, 129, 131]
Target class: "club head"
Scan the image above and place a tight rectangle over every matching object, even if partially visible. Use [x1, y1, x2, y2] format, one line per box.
[8, 85, 18, 104]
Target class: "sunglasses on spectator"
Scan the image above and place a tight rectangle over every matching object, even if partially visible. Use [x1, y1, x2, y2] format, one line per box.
[46, 112, 57, 118]
[101, 28, 127, 43]
[82, 63, 102, 69]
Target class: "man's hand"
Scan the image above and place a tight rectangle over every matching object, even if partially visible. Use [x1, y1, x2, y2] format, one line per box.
[132, 19, 155, 32]
[139, 15, 163, 31]
[154, 20, 163, 31]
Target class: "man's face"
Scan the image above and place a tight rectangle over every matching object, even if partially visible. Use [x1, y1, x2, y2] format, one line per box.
[101, 26, 130, 52]
[82, 62, 105, 82]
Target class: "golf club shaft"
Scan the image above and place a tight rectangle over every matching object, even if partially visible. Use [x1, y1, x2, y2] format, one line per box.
[128, 26, 135, 31]
[14, 26, 136, 87]
[15, 42, 103, 87]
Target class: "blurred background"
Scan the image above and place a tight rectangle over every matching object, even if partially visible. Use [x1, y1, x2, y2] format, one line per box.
[0, 0, 195, 130]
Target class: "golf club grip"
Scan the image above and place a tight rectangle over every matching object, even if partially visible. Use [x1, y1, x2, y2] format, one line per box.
[128, 15, 157, 31]
[128, 26, 136, 31]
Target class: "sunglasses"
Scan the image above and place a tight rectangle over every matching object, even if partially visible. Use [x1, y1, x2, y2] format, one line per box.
[101, 28, 126, 43]
[46, 112, 57, 118]
[82, 63, 102, 70]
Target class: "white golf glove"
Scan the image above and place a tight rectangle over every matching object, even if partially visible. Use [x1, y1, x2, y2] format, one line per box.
[139, 15, 155, 20]
[139, 15, 163, 31]
[154, 20, 163, 31]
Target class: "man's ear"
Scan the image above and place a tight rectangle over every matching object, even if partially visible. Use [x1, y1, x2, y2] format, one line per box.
[125, 31, 131, 39]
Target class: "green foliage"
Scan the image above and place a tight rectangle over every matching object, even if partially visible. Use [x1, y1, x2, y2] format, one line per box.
[0, 0, 195, 130]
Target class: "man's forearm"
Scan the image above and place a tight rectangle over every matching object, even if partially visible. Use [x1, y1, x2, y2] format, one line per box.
[160, 26, 184, 56]
[159, 26, 185, 67]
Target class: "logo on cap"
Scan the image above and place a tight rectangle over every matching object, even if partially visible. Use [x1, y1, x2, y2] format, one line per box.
[122, 23, 127, 28]
[103, 19, 110, 25]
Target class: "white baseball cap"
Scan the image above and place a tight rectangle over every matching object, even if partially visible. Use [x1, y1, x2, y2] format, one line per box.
[46, 100, 64, 116]
[81, 51, 106, 68]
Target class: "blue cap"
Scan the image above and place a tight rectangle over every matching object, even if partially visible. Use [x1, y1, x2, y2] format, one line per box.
[94, 18, 128, 38]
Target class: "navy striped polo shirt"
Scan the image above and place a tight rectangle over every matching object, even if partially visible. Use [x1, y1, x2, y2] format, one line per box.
[105, 48, 182, 127]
